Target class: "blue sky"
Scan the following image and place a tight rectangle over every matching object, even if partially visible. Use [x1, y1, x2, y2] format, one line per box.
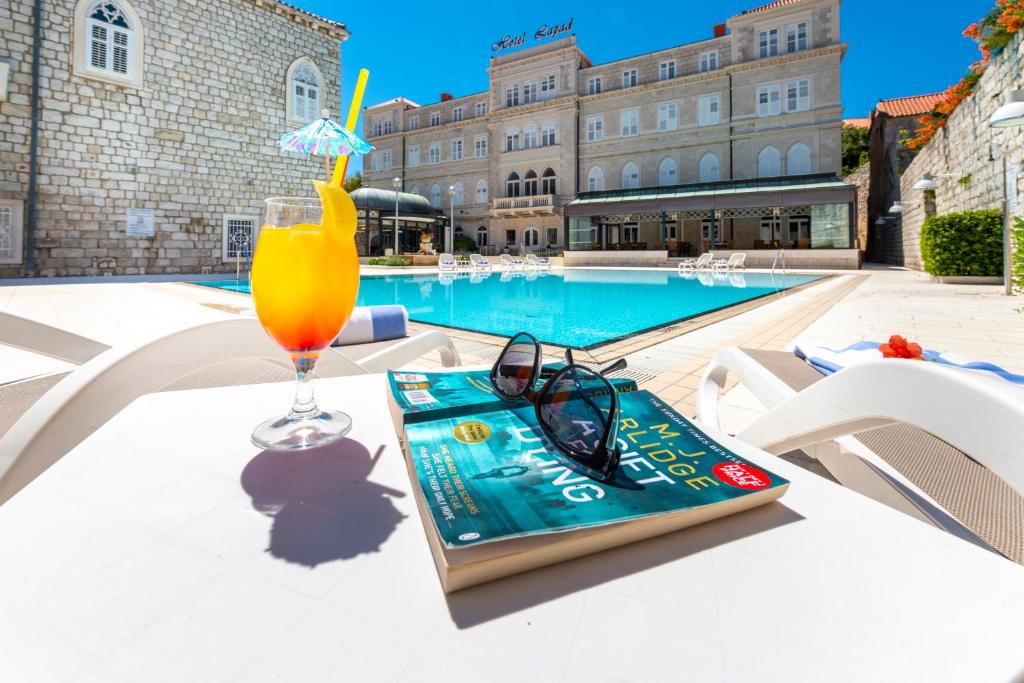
[294, 0, 995, 173]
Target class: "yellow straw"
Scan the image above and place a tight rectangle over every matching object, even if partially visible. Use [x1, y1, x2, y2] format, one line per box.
[332, 68, 370, 186]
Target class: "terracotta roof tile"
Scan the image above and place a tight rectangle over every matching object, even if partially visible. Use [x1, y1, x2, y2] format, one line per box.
[875, 93, 944, 118]
[739, 0, 804, 16]
[843, 118, 871, 128]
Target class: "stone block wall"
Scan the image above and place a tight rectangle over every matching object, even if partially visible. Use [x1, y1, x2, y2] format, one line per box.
[896, 34, 1024, 272]
[845, 160, 870, 250]
[0, 0, 344, 276]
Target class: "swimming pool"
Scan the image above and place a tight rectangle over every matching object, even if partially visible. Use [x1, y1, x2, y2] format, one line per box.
[197, 269, 822, 348]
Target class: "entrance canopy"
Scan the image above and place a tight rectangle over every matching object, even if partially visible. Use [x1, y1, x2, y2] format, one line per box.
[350, 187, 440, 222]
[351, 187, 444, 257]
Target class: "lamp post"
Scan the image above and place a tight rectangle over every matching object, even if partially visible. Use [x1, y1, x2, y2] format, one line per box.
[989, 89, 1024, 296]
[391, 177, 401, 256]
[447, 184, 456, 254]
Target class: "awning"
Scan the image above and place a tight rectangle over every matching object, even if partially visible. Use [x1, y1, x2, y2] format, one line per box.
[350, 187, 442, 221]
[565, 173, 856, 217]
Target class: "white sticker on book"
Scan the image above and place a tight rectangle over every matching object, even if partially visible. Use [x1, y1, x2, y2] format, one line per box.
[394, 373, 429, 383]
[403, 389, 437, 405]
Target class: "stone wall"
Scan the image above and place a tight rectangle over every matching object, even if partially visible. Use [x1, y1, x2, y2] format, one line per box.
[0, 0, 344, 276]
[845, 160, 869, 250]
[896, 34, 1024, 272]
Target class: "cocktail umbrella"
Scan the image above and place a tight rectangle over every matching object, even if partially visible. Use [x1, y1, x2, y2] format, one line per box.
[279, 109, 373, 181]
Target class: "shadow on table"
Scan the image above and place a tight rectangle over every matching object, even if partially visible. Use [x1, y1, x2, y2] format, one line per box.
[445, 501, 804, 629]
[240, 439, 406, 568]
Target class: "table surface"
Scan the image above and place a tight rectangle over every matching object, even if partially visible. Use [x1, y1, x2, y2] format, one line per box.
[1, 374, 1022, 683]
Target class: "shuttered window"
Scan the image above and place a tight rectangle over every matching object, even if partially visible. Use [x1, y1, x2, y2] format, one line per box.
[86, 2, 132, 77]
[291, 63, 319, 122]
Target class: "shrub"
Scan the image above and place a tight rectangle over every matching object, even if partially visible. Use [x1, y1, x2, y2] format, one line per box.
[453, 235, 477, 253]
[1014, 217, 1024, 291]
[367, 256, 412, 267]
[919, 209, 1003, 276]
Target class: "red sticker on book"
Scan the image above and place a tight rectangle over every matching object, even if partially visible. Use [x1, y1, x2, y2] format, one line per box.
[712, 462, 771, 490]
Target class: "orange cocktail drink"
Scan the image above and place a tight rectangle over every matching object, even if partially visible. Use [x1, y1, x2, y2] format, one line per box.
[250, 180, 360, 450]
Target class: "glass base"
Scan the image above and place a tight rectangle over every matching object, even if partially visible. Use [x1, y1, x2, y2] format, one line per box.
[251, 410, 352, 451]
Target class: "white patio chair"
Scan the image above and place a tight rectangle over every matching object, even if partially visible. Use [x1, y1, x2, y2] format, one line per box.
[469, 253, 492, 271]
[438, 253, 457, 272]
[678, 252, 712, 271]
[0, 317, 461, 505]
[697, 347, 1024, 561]
[712, 253, 746, 271]
[500, 253, 524, 270]
[524, 253, 551, 271]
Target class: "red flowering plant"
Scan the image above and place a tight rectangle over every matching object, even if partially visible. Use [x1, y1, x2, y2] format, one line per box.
[879, 335, 925, 360]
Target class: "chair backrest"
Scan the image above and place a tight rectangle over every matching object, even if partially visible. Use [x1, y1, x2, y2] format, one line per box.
[697, 252, 713, 266]
[439, 253, 454, 264]
[471, 253, 485, 264]
[728, 253, 746, 267]
[500, 253, 512, 264]
[525, 253, 538, 263]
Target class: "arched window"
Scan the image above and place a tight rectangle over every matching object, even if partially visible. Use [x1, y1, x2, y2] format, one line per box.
[429, 184, 441, 208]
[287, 60, 322, 123]
[506, 172, 520, 197]
[524, 227, 540, 247]
[409, 185, 420, 197]
[74, 0, 143, 87]
[621, 161, 640, 189]
[523, 170, 538, 196]
[475, 179, 488, 204]
[477, 226, 488, 247]
[587, 166, 604, 192]
[524, 124, 538, 149]
[787, 143, 812, 175]
[758, 146, 782, 177]
[658, 158, 677, 186]
[698, 153, 720, 182]
[541, 121, 556, 146]
[453, 181, 464, 206]
[541, 168, 556, 194]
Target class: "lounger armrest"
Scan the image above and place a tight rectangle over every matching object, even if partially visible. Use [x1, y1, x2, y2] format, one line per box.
[697, 347, 798, 431]
[355, 331, 462, 373]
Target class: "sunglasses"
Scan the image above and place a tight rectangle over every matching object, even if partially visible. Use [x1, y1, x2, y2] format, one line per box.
[489, 332, 627, 481]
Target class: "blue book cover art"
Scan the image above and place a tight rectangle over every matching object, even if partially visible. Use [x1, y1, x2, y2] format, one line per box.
[405, 390, 788, 548]
[388, 365, 637, 425]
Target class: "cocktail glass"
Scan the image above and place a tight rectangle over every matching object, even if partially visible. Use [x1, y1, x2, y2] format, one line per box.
[250, 180, 360, 450]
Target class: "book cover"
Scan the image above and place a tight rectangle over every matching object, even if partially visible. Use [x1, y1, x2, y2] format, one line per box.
[405, 390, 788, 549]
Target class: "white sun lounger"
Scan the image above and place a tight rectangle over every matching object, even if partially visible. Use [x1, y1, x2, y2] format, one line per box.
[469, 253, 492, 271]
[500, 253, 524, 270]
[712, 253, 746, 271]
[678, 252, 712, 271]
[438, 253, 457, 272]
[524, 253, 550, 271]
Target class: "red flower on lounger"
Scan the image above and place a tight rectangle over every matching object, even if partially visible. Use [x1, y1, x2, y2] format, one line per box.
[879, 335, 924, 360]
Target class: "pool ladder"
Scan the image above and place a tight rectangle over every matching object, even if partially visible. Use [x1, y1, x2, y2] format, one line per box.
[770, 248, 787, 277]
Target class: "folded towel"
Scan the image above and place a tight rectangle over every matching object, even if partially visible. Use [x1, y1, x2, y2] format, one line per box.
[794, 341, 1024, 385]
[333, 305, 408, 346]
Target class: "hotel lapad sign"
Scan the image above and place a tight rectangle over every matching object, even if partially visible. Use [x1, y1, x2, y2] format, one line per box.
[492, 18, 574, 53]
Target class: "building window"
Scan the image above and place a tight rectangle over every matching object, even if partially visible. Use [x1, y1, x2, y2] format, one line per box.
[0, 200, 24, 265]
[477, 226, 488, 246]
[452, 106, 463, 122]
[506, 172, 520, 197]
[546, 227, 559, 247]
[382, 119, 393, 135]
[587, 166, 604, 192]
[452, 181, 464, 206]
[222, 215, 257, 262]
[523, 124, 538, 149]
[658, 102, 678, 132]
[698, 95, 720, 126]
[587, 76, 602, 95]
[700, 50, 718, 72]
[586, 115, 603, 142]
[475, 179, 488, 203]
[541, 122, 556, 146]
[430, 111, 440, 126]
[475, 101, 487, 117]
[408, 115, 419, 130]
[505, 229, 516, 246]
[430, 184, 441, 208]
[408, 146, 420, 167]
[524, 227, 540, 247]
[759, 216, 782, 241]
[698, 153, 720, 182]
[541, 74, 556, 97]
[451, 139, 463, 161]
[76, 0, 143, 87]
[621, 161, 640, 189]
[658, 158, 677, 186]
[622, 69, 637, 88]
[665, 221, 678, 240]
[372, 119, 382, 136]
[758, 146, 782, 177]
[371, 149, 392, 171]
[505, 127, 520, 152]
[787, 143, 812, 175]
[623, 224, 639, 243]
[409, 185, 420, 197]
[474, 135, 487, 158]
[759, 28, 780, 58]
[523, 170, 539, 196]
[620, 109, 639, 137]
[757, 84, 781, 116]
[287, 59, 322, 123]
[787, 22, 808, 52]
[659, 60, 676, 81]
[541, 167, 556, 194]
[786, 79, 811, 112]
[428, 143, 440, 164]
[523, 81, 538, 103]
[505, 84, 519, 107]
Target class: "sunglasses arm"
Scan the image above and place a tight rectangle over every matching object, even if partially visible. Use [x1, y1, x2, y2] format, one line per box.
[598, 358, 627, 376]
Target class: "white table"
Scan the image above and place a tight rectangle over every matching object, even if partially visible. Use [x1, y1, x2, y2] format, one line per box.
[1, 374, 1022, 682]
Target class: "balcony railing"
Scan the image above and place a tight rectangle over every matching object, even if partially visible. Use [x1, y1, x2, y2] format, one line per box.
[490, 194, 558, 215]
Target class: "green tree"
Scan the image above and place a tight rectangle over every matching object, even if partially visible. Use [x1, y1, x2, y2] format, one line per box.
[343, 172, 363, 192]
[841, 125, 870, 176]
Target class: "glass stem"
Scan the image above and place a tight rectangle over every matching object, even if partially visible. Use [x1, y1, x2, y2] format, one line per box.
[289, 353, 321, 418]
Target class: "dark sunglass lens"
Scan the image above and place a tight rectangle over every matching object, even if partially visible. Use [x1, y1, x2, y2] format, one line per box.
[538, 366, 614, 457]
[494, 336, 537, 397]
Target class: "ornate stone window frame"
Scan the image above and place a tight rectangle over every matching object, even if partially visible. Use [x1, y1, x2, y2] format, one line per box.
[222, 214, 258, 263]
[285, 57, 324, 125]
[0, 199, 25, 265]
[72, 0, 144, 89]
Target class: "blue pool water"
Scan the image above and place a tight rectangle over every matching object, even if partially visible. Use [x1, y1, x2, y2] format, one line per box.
[196, 269, 822, 348]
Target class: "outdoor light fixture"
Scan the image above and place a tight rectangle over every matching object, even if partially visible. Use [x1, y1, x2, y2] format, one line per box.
[913, 173, 938, 192]
[874, 217, 887, 226]
[889, 202, 903, 213]
[989, 89, 1024, 128]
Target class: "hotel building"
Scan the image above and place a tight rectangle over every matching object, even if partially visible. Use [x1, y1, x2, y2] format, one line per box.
[362, 0, 858, 267]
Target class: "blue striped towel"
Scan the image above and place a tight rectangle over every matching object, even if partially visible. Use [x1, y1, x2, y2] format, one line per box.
[333, 305, 408, 346]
